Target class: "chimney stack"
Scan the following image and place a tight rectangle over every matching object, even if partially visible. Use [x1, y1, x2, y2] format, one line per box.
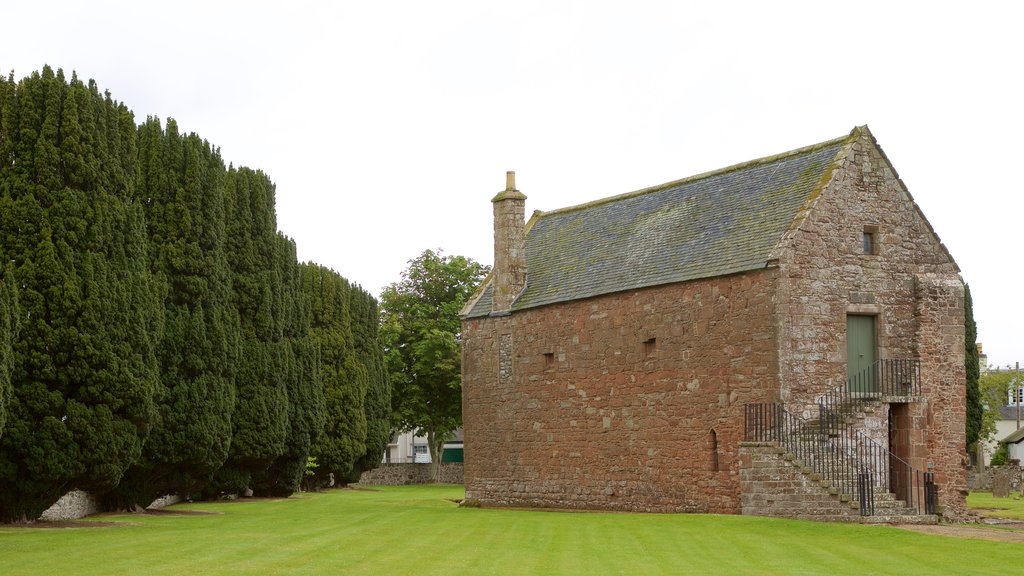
[491, 171, 527, 313]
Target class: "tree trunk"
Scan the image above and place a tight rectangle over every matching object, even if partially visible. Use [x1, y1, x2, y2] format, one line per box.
[426, 430, 440, 482]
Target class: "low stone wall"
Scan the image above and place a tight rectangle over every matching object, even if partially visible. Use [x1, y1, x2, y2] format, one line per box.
[357, 463, 464, 485]
[738, 442, 860, 522]
[968, 464, 1022, 493]
[38, 491, 183, 521]
[39, 490, 102, 521]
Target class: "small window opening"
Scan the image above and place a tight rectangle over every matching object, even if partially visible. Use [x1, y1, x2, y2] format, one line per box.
[710, 429, 720, 472]
[643, 338, 656, 358]
[543, 352, 554, 369]
[862, 225, 879, 255]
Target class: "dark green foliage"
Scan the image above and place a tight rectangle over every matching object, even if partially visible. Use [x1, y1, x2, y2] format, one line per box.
[0, 265, 17, 439]
[990, 443, 1009, 467]
[965, 284, 982, 451]
[107, 117, 240, 508]
[380, 249, 488, 481]
[305, 263, 369, 485]
[0, 68, 160, 521]
[208, 167, 288, 495]
[351, 287, 391, 481]
[251, 236, 325, 497]
[0, 66, 391, 512]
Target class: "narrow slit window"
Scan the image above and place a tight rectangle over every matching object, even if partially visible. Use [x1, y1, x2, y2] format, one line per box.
[643, 338, 656, 358]
[710, 429, 720, 472]
[543, 352, 554, 370]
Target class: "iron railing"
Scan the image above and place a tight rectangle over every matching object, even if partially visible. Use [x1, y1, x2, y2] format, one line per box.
[744, 401, 938, 516]
[846, 358, 921, 396]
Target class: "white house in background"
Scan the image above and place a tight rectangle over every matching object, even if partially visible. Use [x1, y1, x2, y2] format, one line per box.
[382, 429, 464, 464]
[1001, 427, 1024, 463]
[982, 363, 1023, 465]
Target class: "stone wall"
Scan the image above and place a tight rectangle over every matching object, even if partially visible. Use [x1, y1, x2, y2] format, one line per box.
[38, 490, 182, 521]
[774, 129, 966, 518]
[968, 465, 1023, 492]
[739, 442, 860, 522]
[39, 490, 102, 521]
[357, 463, 464, 485]
[463, 269, 780, 513]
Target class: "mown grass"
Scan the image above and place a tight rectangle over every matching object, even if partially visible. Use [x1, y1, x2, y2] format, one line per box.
[1, 485, 1022, 575]
[968, 491, 1024, 520]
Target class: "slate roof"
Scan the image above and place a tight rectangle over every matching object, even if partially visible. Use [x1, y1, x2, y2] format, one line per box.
[999, 405, 1024, 421]
[465, 129, 859, 318]
[1001, 426, 1024, 445]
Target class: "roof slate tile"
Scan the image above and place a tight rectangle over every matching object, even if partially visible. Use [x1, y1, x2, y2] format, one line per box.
[466, 131, 855, 318]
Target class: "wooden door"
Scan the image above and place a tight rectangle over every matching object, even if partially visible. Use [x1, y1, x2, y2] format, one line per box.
[847, 315, 876, 392]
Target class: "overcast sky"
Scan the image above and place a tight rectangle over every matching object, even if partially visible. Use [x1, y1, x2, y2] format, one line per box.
[4, 1, 1022, 366]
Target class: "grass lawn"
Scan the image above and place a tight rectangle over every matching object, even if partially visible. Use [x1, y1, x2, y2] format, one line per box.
[2, 485, 1023, 576]
[968, 491, 1024, 520]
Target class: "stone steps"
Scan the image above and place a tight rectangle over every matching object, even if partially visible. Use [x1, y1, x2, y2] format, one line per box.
[860, 513, 939, 525]
[776, 443, 937, 524]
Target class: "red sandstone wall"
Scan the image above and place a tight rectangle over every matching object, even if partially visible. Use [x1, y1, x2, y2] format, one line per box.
[462, 269, 779, 513]
[774, 131, 966, 517]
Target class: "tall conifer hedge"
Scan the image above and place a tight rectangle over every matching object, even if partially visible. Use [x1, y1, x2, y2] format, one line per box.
[210, 167, 289, 495]
[0, 68, 160, 521]
[0, 67, 390, 516]
[108, 117, 240, 508]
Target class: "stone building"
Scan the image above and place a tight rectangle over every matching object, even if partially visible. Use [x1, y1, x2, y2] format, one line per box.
[460, 127, 967, 521]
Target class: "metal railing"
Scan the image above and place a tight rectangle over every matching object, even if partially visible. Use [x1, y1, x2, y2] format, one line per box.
[744, 401, 938, 516]
[846, 358, 921, 397]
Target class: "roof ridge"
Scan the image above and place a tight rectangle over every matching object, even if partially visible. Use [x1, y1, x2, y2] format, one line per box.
[536, 128, 861, 219]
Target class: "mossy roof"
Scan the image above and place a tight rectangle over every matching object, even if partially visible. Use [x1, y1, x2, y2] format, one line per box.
[465, 129, 859, 318]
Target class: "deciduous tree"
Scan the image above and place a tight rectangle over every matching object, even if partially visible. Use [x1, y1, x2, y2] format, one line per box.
[380, 249, 488, 481]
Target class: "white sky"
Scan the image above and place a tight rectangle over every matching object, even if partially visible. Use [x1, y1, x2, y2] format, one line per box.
[4, 1, 1022, 367]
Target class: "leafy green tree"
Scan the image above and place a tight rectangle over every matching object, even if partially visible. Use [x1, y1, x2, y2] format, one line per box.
[108, 117, 240, 508]
[980, 365, 1024, 446]
[0, 68, 160, 521]
[306, 263, 368, 486]
[965, 284, 982, 452]
[380, 249, 488, 481]
[252, 236, 325, 496]
[990, 443, 1010, 467]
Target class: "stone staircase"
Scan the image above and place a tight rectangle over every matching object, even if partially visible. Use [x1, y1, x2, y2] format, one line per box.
[744, 397, 939, 523]
[783, 442, 937, 524]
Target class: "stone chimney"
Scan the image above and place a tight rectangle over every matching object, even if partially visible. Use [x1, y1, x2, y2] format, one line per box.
[491, 171, 527, 313]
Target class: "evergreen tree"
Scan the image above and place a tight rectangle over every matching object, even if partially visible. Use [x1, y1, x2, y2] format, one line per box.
[305, 263, 368, 486]
[107, 117, 239, 508]
[251, 236, 325, 496]
[0, 79, 15, 439]
[0, 68, 160, 521]
[210, 167, 288, 495]
[350, 286, 391, 481]
[0, 265, 17, 439]
[965, 284, 982, 452]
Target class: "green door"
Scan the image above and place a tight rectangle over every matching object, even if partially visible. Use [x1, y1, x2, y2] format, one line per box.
[847, 315, 876, 393]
